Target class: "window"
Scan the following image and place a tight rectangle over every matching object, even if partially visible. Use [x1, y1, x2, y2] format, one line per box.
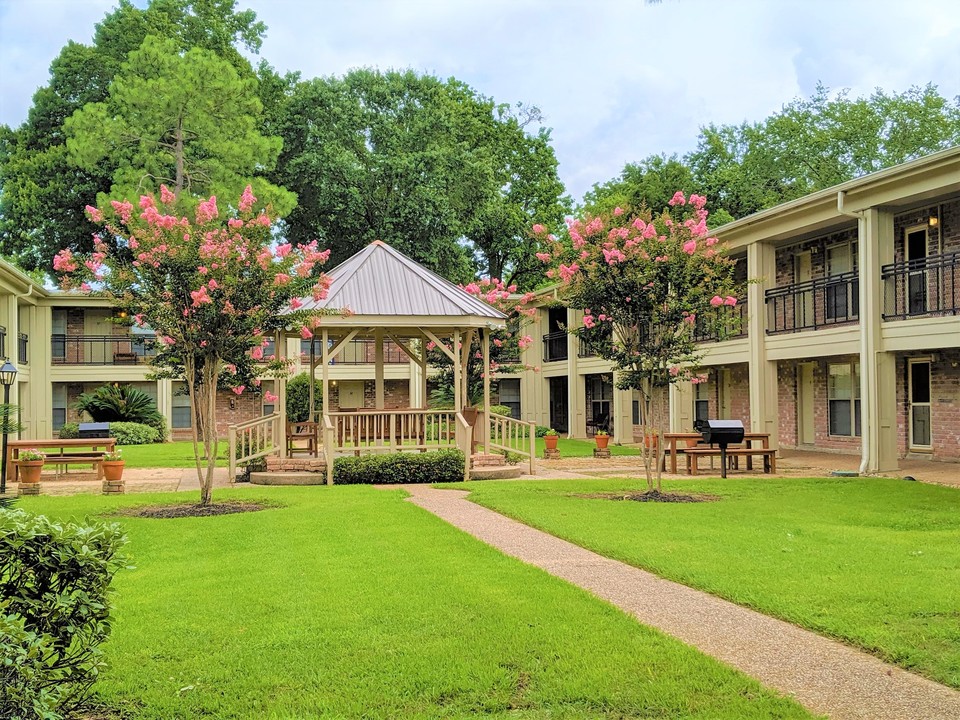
[51, 309, 67, 361]
[262, 381, 275, 416]
[52, 384, 67, 431]
[825, 242, 858, 321]
[172, 383, 192, 429]
[496, 378, 521, 419]
[585, 374, 612, 433]
[632, 399, 640, 426]
[694, 381, 711, 424]
[828, 363, 861, 436]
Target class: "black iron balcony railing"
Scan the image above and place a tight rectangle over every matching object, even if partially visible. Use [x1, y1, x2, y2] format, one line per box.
[299, 338, 408, 365]
[693, 303, 748, 342]
[765, 271, 859, 334]
[0, 325, 6, 360]
[881, 251, 959, 320]
[18, 333, 28, 364]
[51, 334, 156, 365]
[542, 331, 568, 362]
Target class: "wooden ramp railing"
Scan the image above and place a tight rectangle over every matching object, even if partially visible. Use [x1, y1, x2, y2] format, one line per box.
[228, 413, 281, 480]
[487, 412, 537, 476]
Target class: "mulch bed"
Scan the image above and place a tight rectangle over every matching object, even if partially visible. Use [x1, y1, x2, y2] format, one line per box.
[114, 500, 272, 519]
[576, 490, 720, 503]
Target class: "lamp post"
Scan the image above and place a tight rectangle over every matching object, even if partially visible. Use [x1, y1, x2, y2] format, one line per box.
[0, 359, 18, 496]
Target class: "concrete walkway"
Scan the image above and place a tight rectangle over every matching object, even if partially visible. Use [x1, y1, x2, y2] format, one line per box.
[405, 484, 960, 720]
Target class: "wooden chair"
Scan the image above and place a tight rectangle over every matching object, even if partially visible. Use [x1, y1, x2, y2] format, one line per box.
[286, 421, 318, 456]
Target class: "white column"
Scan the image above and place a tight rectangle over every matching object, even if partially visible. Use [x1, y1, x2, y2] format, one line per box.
[859, 208, 898, 473]
[482, 328, 491, 453]
[611, 373, 632, 444]
[374, 329, 385, 409]
[747, 242, 779, 449]
[452, 330, 462, 412]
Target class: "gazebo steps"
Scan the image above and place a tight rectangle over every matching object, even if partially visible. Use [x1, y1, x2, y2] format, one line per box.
[469, 465, 524, 481]
[250, 471, 327, 486]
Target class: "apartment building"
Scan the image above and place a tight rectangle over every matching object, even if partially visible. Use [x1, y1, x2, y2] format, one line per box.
[508, 147, 960, 469]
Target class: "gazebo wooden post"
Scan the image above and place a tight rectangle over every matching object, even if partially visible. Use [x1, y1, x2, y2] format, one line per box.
[308, 337, 316, 421]
[277, 330, 287, 459]
[419, 337, 428, 409]
[374, 328, 385, 410]
[322, 329, 332, 485]
[482, 327, 491, 455]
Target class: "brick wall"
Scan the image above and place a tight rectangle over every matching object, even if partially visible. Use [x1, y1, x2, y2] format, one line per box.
[895, 350, 960, 462]
[893, 197, 960, 261]
[778, 362, 797, 447]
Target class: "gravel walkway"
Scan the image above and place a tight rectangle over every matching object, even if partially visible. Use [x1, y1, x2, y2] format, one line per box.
[405, 485, 960, 720]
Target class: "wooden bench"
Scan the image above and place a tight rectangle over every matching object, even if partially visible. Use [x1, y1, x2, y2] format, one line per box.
[41, 452, 106, 480]
[684, 448, 777, 476]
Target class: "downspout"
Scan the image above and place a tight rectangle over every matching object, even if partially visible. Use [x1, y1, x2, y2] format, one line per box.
[837, 191, 870, 475]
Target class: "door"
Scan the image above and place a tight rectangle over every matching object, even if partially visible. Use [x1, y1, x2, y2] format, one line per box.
[338, 381, 364, 410]
[908, 360, 932, 450]
[906, 228, 928, 315]
[548, 376, 568, 433]
[718, 368, 732, 418]
[798, 363, 815, 445]
[794, 252, 813, 329]
[84, 310, 112, 364]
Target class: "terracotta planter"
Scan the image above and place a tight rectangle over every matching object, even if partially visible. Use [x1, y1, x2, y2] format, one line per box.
[595, 434, 610, 450]
[544, 434, 559, 451]
[643, 434, 658, 449]
[17, 460, 44, 484]
[684, 438, 700, 448]
[102, 460, 125, 482]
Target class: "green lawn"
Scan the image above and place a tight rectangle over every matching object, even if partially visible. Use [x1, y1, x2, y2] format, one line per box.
[452, 476, 960, 689]
[18, 487, 813, 719]
[119, 440, 228, 468]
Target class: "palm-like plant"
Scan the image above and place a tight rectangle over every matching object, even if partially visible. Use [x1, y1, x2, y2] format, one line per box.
[74, 384, 165, 436]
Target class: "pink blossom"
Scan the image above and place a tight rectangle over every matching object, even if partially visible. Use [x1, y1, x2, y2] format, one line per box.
[251, 346, 264, 360]
[642, 224, 658, 239]
[710, 295, 724, 307]
[668, 191, 687, 206]
[683, 314, 697, 325]
[225, 363, 237, 374]
[706, 237, 719, 247]
[602, 248, 626, 265]
[558, 263, 579, 282]
[689, 194, 707, 210]
[239, 185, 257, 213]
[207, 279, 219, 290]
[517, 335, 533, 350]
[160, 184, 176, 204]
[583, 314, 596, 329]
[276, 243, 292, 258]
[532, 223, 546, 234]
[160, 336, 175, 346]
[289, 297, 303, 310]
[669, 366, 680, 376]
[264, 391, 279, 404]
[613, 206, 624, 216]
[53, 249, 78, 273]
[493, 338, 503, 347]
[682, 240, 697, 255]
[80, 282, 92, 293]
[195, 196, 219, 224]
[724, 296, 738, 306]
[85, 205, 103, 223]
[535, 252, 552, 263]
[231, 386, 245, 396]
[110, 200, 133, 224]
[300, 326, 313, 339]
[190, 286, 212, 307]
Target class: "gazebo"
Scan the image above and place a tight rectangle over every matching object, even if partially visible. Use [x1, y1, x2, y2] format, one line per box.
[229, 241, 537, 483]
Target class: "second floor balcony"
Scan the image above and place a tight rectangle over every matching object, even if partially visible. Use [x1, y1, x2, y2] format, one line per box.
[765, 272, 859, 334]
[542, 331, 568, 363]
[52, 334, 156, 365]
[882, 251, 959, 320]
[693, 303, 748, 343]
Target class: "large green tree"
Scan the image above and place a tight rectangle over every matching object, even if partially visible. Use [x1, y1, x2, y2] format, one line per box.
[270, 69, 567, 285]
[66, 36, 292, 211]
[0, 0, 267, 271]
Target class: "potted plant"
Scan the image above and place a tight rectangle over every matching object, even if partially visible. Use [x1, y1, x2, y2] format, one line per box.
[16, 449, 45, 484]
[102, 449, 125, 482]
[543, 428, 559, 451]
[594, 429, 610, 450]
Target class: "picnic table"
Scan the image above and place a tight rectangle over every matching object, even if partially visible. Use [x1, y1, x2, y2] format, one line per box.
[663, 431, 771, 474]
[6, 437, 117, 484]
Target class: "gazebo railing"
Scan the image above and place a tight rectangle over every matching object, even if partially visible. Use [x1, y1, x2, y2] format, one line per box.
[324, 409, 460, 453]
[487, 412, 537, 476]
[228, 413, 281, 480]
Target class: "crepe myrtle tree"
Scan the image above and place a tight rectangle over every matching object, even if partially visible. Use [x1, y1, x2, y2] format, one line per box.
[56, 184, 333, 505]
[536, 193, 744, 491]
[427, 278, 538, 408]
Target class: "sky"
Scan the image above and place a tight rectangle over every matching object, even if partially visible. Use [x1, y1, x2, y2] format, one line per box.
[2, 0, 960, 203]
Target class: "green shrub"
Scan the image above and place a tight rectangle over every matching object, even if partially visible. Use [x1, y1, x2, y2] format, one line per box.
[57, 422, 80, 439]
[334, 449, 465, 485]
[107, 421, 160, 445]
[74, 384, 166, 439]
[490, 404, 513, 417]
[1, 508, 128, 720]
[535, 425, 551, 437]
[286, 372, 321, 422]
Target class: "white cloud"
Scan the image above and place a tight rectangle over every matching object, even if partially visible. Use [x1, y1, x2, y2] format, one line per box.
[2, 0, 959, 202]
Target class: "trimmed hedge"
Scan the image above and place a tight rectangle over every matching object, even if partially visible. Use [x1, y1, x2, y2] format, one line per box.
[57, 420, 159, 445]
[1, 508, 128, 720]
[333, 449, 465, 485]
[490, 404, 513, 417]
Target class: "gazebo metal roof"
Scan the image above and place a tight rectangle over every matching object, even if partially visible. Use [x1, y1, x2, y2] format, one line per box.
[293, 240, 506, 325]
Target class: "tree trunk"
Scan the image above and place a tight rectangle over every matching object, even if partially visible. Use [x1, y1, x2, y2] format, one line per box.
[199, 357, 220, 506]
[184, 356, 205, 498]
[174, 117, 185, 194]
[637, 380, 655, 492]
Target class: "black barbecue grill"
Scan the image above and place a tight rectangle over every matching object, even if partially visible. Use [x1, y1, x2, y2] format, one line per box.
[694, 419, 745, 478]
[78, 422, 110, 439]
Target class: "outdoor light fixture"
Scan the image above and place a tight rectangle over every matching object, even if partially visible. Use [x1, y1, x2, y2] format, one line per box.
[0, 359, 19, 496]
[928, 215, 939, 227]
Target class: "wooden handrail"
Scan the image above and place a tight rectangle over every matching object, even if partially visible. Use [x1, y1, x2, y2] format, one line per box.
[455, 412, 471, 481]
[488, 413, 538, 476]
[228, 413, 280, 480]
